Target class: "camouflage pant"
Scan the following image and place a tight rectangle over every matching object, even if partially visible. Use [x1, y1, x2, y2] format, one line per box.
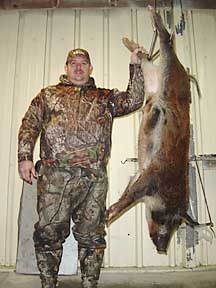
[33, 164, 108, 287]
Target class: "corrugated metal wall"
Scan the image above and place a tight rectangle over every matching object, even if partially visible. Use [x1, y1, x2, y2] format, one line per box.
[0, 6, 216, 268]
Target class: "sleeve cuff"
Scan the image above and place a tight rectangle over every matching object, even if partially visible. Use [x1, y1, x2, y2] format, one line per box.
[18, 155, 33, 163]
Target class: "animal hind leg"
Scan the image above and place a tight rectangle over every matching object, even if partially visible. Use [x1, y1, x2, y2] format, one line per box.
[148, 6, 171, 45]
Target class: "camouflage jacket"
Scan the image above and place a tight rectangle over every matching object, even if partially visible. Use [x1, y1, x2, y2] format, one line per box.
[18, 64, 144, 168]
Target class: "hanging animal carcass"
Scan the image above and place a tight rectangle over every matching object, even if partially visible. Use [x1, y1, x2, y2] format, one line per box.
[106, 6, 191, 253]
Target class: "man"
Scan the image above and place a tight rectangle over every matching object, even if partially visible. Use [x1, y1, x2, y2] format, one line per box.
[18, 47, 144, 288]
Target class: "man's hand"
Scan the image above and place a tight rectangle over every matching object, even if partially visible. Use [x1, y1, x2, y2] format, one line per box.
[130, 47, 149, 64]
[18, 160, 37, 184]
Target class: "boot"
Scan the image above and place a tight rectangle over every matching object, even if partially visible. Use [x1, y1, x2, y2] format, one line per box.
[79, 247, 104, 288]
[35, 249, 62, 288]
[41, 277, 57, 288]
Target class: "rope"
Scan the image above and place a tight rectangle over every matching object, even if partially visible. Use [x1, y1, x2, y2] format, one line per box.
[194, 157, 214, 228]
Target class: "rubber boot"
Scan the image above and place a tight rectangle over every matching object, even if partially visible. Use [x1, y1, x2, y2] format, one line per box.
[35, 249, 62, 288]
[79, 247, 104, 288]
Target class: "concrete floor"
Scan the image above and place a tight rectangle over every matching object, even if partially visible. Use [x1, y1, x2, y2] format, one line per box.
[0, 267, 216, 288]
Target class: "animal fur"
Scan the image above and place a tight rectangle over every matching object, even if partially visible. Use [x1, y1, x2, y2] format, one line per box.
[106, 6, 191, 253]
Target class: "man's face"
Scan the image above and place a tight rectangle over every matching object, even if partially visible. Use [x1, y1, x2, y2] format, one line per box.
[65, 55, 93, 85]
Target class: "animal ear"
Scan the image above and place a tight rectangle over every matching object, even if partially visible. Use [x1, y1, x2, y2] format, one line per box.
[182, 213, 199, 227]
[171, 214, 183, 227]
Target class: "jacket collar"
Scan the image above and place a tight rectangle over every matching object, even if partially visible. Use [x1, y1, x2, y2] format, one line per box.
[59, 74, 96, 88]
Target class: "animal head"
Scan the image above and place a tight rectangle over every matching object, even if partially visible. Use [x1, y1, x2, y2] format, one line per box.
[147, 208, 183, 253]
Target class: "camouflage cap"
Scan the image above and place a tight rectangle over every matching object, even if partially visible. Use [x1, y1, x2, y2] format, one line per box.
[66, 48, 91, 64]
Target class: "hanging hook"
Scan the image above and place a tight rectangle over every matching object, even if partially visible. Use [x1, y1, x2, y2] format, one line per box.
[175, 0, 186, 35]
[154, 0, 157, 10]
[121, 158, 138, 164]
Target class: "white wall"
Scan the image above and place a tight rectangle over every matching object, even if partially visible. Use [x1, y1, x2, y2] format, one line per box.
[0, 7, 216, 268]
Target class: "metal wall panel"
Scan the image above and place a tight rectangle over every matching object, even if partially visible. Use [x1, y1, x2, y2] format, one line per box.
[192, 10, 216, 154]
[7, 10, 48, 266]
[0, 10, 19, 266]
[185, 10, 216, 267]
[0, 7, 216, 268]
[107, 8, 141, 268]
[204, 167, 216, 265]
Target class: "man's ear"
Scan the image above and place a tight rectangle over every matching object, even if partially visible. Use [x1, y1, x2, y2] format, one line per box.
[64, 64, 68, 74]
[89, 64, 93, 75]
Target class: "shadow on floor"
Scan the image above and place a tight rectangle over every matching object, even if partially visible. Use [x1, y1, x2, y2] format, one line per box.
[1, 267, 216, 288]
